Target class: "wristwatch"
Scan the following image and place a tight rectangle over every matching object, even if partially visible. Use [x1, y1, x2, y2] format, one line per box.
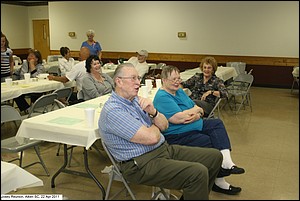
[211, 90, 214, 95]
[149, 110, 158, 118]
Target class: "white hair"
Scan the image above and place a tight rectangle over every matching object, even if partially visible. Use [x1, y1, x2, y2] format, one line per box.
[86, 29, 95, 36]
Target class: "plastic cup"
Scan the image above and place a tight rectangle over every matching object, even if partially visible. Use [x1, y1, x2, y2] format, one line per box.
[140, 86, 149, 98]
[145, 79, 153, 92]
[84, 108, 95, 128]
[145, 79, 152, 87]
[155, 79, 162, 89]
[24, 73, 31, 84]
[5, 78, 13, 87]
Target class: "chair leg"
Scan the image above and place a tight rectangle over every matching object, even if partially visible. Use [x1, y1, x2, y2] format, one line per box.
[291, 79, 295, 94]
[56, 144, 61, 156]
[120, 174, 136, 200]
[248, 93, 252, 112]
[19, 151, 24, 167]
[34, 146, 50, 176]
[105, 169, 136, 200]
[235, 95, 247, 114]
[68, 146, 74, 167]
[105, 170, 114, 200]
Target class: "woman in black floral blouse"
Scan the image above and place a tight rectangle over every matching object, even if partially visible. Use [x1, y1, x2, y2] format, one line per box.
[181, 56, 228, 117]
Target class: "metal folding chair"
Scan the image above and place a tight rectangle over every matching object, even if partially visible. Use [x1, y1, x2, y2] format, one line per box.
[206, 97, 223, 119]
[291, 66, 299, 94]
[1, 105, 50, 176]
[227, 74, 254, 114]
[101, 140, 177, 200]
[27, 93, 58, 118]
[52, 87, 73, 106]
[101, 140, 137, 200]
[47, 65, 61, 76]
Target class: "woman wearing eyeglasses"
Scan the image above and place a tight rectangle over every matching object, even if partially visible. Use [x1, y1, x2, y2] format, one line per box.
[81, 55, 114, 101]
[153, 65, 245, 195]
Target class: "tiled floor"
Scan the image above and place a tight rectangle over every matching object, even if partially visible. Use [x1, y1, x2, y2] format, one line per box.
[1, 87, 299, 200]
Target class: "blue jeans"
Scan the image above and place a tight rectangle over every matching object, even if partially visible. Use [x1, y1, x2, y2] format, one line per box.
[165, 119, 231, 150]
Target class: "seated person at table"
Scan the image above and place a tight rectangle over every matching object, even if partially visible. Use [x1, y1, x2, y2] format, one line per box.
[13, 49, 44, 113]
[14, 48, 44, 80]
[48, 47, 90, 104]
[58, 46, 75, 76]
[181, 56, 228, 117]
[99, 63, 222, 200]
[81, 55, 114, 101]
[153, 65, 245, 195]
[127, 49, 149, 79]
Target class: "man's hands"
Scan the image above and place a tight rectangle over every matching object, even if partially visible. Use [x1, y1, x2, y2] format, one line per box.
[138, 96, 156, 116]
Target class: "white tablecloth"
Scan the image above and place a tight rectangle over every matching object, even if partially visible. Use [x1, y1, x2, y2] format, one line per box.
[1, 79, 66, 102]
[180, 66, 238, 82]
[15, 87, 189, 150]
[102, 68, 115, 78]
[16, 94, 111, 150]
[1, 161, 43, 194]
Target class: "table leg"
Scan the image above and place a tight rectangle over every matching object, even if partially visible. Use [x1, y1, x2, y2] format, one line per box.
[51, 144, 106, 200]
[83, 148, 106, 200]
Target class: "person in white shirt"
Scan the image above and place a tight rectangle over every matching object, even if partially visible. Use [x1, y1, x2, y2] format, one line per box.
[127, 50, 149, 79]
[58, 47, 75, 76]
[47, 47, 90, 103]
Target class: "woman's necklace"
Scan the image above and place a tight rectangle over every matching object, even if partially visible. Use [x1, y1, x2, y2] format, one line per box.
[93, 73, 104, 83]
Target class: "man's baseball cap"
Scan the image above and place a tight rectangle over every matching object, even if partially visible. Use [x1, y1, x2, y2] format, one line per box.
[137, 50, 148, 57]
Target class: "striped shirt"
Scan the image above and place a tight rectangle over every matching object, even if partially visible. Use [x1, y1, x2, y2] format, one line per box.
[98, 91, 165, 162]
[1, 48, 13, 78]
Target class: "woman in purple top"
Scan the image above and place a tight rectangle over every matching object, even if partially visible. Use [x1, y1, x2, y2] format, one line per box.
[81, 29, 102, 59]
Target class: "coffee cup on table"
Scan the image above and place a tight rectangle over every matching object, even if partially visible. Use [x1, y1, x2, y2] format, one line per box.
[5, 78, 13, 87]
[24, 73, 31, 84]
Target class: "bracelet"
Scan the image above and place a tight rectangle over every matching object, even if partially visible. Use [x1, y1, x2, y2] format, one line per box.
[149, 109, 158, 118]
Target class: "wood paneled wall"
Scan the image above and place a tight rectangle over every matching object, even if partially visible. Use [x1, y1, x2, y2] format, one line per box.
[13, 48, 299, 88]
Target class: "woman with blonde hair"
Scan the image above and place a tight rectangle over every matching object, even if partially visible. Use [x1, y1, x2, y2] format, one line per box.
[182, 56, 228, 117]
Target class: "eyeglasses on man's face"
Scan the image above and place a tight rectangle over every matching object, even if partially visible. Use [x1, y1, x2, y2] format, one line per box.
[118, 76, 142, 82]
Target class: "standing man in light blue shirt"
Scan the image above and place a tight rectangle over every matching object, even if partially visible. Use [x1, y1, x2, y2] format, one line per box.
[99, 63, 223, 200]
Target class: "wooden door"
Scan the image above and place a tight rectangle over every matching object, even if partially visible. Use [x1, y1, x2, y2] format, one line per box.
[33, 20, 50, 60]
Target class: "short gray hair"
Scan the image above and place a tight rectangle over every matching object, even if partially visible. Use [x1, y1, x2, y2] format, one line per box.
[86, 29, 95, 36]
[161, 65, 180, 79]
[113, 63, 135, 84]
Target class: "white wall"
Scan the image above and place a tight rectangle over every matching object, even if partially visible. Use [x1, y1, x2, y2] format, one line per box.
[1, 4, 48, 48]
[2, 1, 299, 57]
[1, 4, 29, 48]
